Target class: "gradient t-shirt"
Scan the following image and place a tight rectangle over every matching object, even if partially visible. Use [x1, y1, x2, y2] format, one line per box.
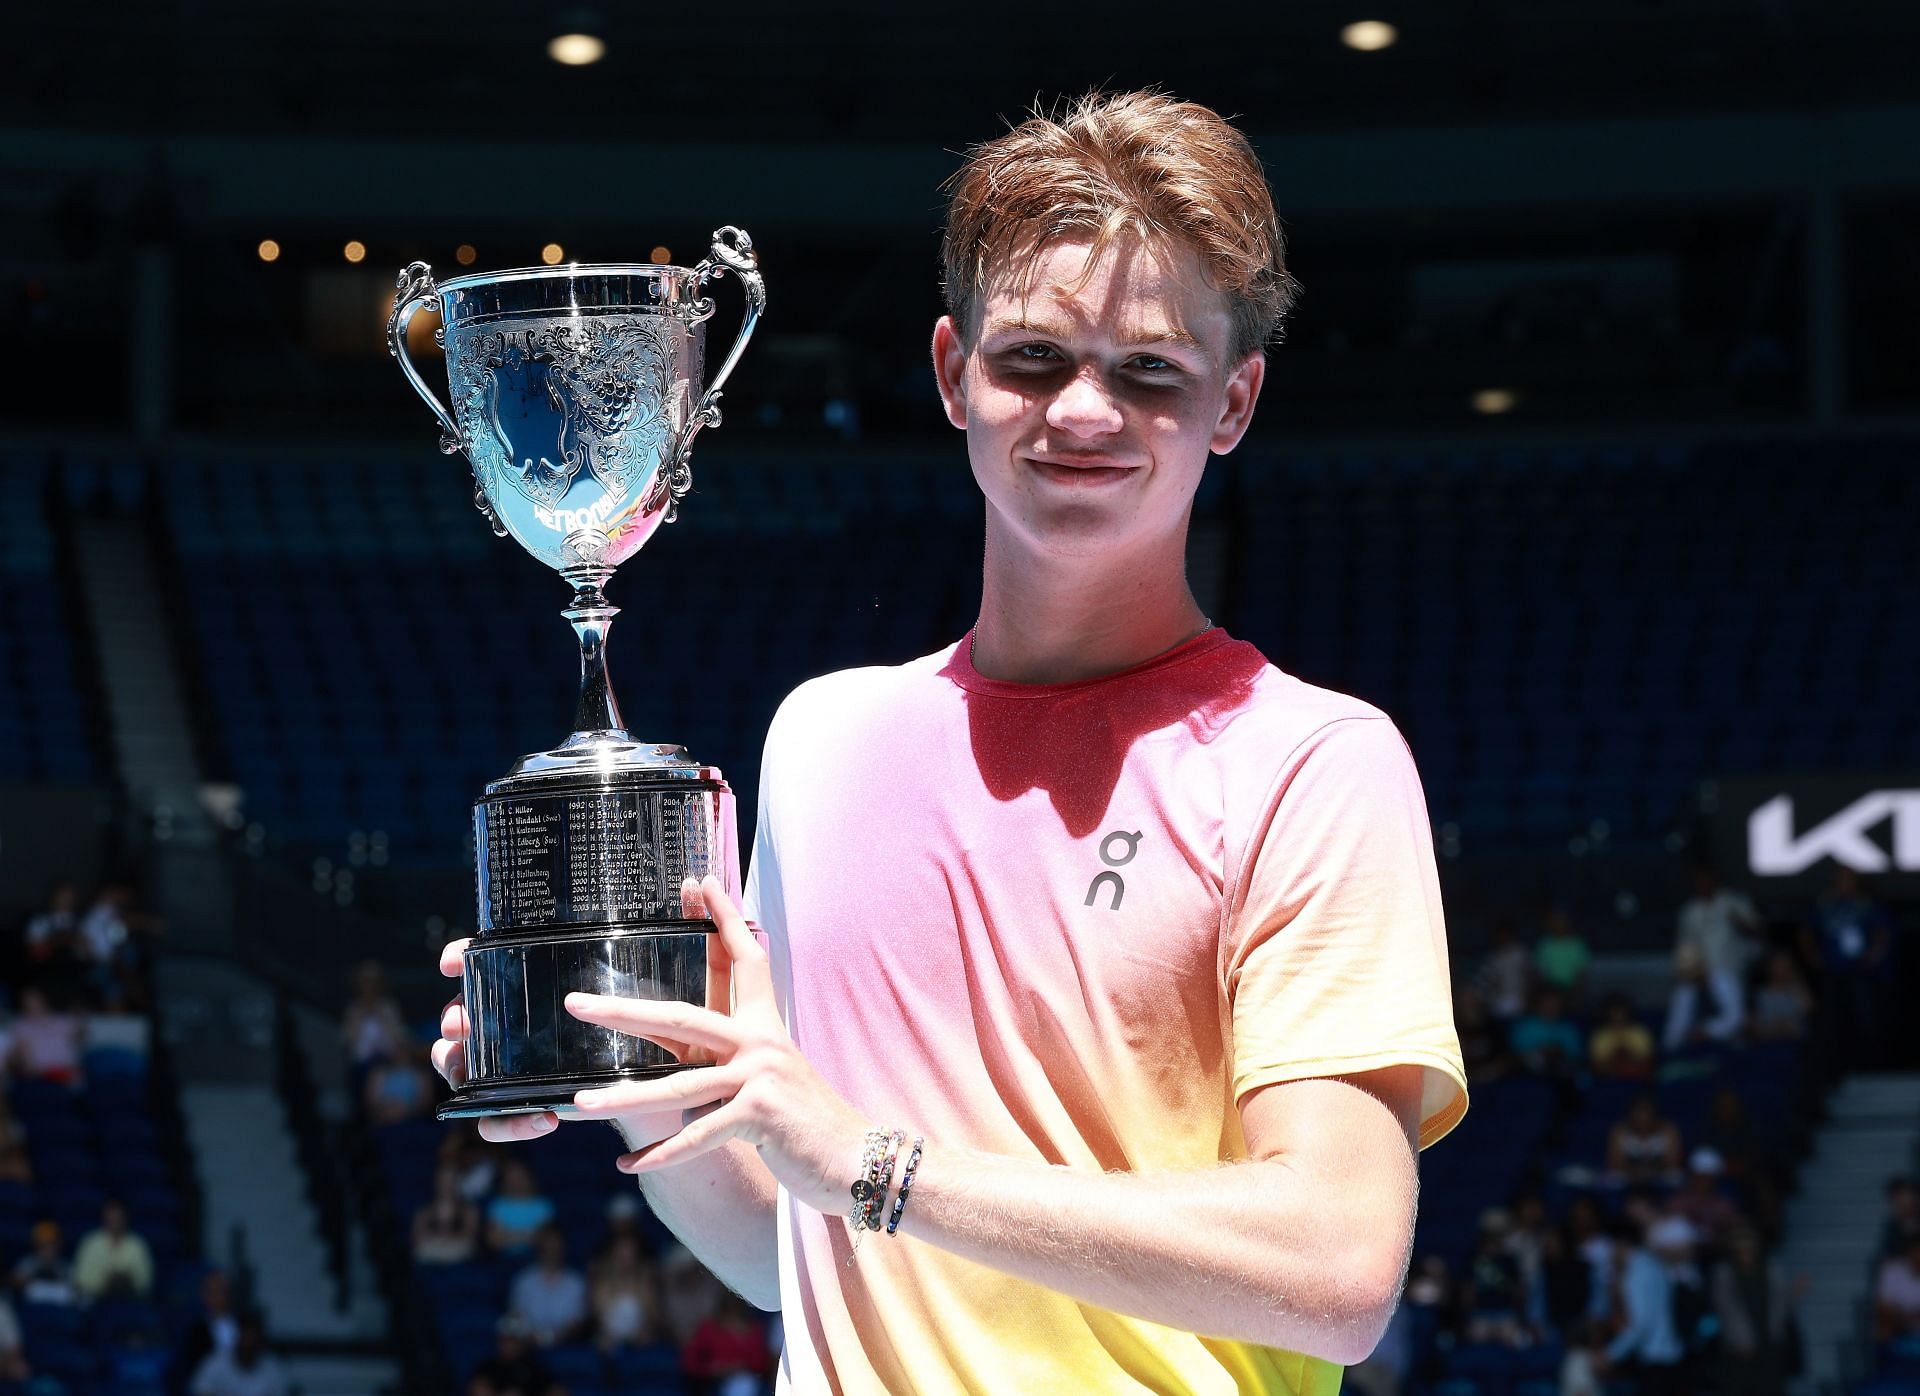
[742, 630, 1468, 1395]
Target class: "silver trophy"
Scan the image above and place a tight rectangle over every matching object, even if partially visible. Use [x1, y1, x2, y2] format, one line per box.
[388, 227, 765, 1118]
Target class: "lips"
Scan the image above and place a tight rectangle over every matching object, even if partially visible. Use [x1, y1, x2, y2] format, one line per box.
[1024, 455, 1138, 485]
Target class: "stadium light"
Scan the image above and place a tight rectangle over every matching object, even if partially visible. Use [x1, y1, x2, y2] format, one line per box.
[1341, 20, 1398, 51]
[548, 32, 606, 65]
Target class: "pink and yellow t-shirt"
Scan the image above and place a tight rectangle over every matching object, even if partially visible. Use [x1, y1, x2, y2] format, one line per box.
[743, 630, 1468, 1395]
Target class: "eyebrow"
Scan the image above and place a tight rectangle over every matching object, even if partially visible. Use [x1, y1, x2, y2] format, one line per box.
[983, 316, 1206, 353]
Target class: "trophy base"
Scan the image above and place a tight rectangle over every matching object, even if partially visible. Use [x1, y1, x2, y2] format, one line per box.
[437, 1064, 685, 1121]
[451, 924, 711, 1119]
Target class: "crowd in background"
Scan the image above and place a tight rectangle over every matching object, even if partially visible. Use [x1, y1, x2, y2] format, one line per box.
[1347, 859, 1908, 1396]
[0, 877, 297, 1395]
[346, 965, 778, 1396]
[3, 849, 1909, 1396]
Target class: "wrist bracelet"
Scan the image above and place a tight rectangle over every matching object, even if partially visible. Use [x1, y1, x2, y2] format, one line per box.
[847, 1130, 888, 1236]
[846, 1128, 902, 1263]
[869, 1130, 907, 1231]
[885, 1137, 923, 1235]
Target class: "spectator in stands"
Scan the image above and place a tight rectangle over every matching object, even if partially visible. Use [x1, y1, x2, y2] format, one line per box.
[485, 1160, 555, 1258]
[1531, 1217, 1592, 1338]
[681, 1289, 773, 1396]
[1704, 1086, 1782, 1238]
[1606, 1094, 1683, 1187]
[1556, 1317, 1605, 1396]
[591, 1231, 660, 1352]
[1597, 1217, 1690, 1396]
[1710, 1221, 1796, 1396]
[658, 1244, 726, 1347]
[22, 881, 85, 1002]
[1509, 988, 1582, 1079]
[1667, 1148, 1741, 1253]
[363, 1040, 434, 1125]
[1533, 907, 1591, 1006]
[1749, 948, 1814, 1042]
[190, 1314, 289, 1396]
[8, 1219, 76, 1306]
[0, 1096, 32, 1184]
[1662, 944, 1743, 1052]
[439, 1128, 500, 1203]
[1462, 1208, 1533, 1347]
[1884, 1177, 1920, 1261]
[1503, 1192, 1551, 1296]
[1875, 1231, 1920, 1351]
[1803, 864, 1896, 1069]
[507, 1224, 589, 1347]
[1474, 917, 1533, 1023]
[342, 960, 408, 1077]
[595, 1191, 653, 1266]
[1403, 1252, 1462, 1337]
[174, 1268, 241, 1388]
[1675, 862, 1763, 1011]
[78, 882, 156, 1010]
[72, 1196, 154, 1299]
[0, 1295, 25, 1385]
[1566, 1198, 1615, 1328]
[1588, 993, 1655, 1081]
[6, 987, 82, 1084]
[412, 1163, 481, 1265]
[468, 1315, 561, 1396]
[1453, 986, 1515, 1085]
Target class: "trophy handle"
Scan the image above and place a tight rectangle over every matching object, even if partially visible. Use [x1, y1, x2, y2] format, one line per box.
[387, 261, 463, 455]
[659, 226, 766, 519]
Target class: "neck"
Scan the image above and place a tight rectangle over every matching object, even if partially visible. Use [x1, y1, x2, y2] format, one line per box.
[970, 514, 1209, 684]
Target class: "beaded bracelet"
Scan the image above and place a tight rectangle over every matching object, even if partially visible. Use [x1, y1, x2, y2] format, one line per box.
[846, 1128, 903, 1262]
[885, 1137, 924, 1235]
[847, 1130, 889, 1234]
[868, 1130, 907, 1230]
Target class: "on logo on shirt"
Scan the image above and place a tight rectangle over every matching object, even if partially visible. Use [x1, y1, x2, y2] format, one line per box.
[1085, 829, 1143, 911]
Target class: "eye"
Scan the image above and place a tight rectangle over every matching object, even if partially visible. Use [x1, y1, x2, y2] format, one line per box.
[1131, 355, 1177, 373]
[1014, 343, 1061, 362]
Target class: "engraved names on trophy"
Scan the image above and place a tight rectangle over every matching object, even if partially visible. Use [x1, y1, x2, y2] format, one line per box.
[476, 783, 718, 931]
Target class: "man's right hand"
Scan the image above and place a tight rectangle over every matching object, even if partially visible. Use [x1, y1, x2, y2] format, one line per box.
[431, 937, 686, 1149]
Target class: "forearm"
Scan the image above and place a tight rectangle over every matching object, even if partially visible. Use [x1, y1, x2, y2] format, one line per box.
[891, 1143, 1412, 1365]
[618, 1124, 781, 1310]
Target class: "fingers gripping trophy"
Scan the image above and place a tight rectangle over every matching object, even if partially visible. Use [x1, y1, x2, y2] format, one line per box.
[388, 229, 766, 1118]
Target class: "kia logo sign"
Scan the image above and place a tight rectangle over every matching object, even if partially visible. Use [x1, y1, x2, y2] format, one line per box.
[1748, 789, 1920, 876]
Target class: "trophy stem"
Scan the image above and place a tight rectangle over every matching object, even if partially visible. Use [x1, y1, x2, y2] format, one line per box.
[560, 574, 628, 743]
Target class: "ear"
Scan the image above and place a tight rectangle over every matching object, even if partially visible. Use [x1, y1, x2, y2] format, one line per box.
[931, 316, 969, 431]
[1209, 350, 1266, 456]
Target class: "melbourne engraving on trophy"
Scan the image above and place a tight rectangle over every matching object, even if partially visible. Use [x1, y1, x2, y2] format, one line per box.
[389, 229, 765, 1118]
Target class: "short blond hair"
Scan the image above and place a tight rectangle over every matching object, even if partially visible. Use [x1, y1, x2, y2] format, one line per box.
[941, 90, 1301, 361]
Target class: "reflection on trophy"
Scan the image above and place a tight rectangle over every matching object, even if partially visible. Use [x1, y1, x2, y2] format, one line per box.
[388, 228, 766, 1118]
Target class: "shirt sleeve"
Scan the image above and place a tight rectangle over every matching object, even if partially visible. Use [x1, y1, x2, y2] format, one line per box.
[1223, 715, 1469, 1151]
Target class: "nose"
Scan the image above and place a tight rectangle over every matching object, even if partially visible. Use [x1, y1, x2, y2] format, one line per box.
[1044, 367, 1124, 439]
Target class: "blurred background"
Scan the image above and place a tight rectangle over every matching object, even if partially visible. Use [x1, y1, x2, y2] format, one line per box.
[2, 2, 1918, 1393]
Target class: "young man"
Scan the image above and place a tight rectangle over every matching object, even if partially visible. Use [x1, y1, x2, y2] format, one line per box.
[435, 90, 1468, 1393]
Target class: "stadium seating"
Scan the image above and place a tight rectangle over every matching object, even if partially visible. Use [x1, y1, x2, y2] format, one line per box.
[154, 439, 1918, 870]
[0, 451, 96, 784]
[8, 1038, 206, 1396]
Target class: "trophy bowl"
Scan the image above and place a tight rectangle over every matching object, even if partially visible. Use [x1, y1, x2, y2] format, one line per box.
[389, 227, 765, 1118]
